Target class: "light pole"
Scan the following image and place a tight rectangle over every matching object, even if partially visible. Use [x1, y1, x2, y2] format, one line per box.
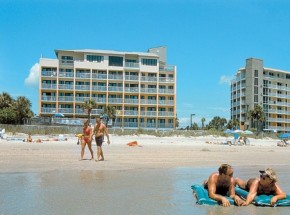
[190, 114, 195, 128]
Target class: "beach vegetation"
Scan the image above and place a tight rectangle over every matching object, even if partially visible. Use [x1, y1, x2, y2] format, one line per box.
[201, 117, 206, 129]
[0, 92, 33, 124]
[81, 99, 97, 121]
[207, 116, 227, 131]
[248, 105, 266, 133]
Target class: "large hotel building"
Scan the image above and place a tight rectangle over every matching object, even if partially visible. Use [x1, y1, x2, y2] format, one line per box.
[231, 58, 290, 132]
[39, 46, 176, 130]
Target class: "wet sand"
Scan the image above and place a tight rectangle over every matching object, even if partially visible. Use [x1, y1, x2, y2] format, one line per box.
[0, 135, 290, 214]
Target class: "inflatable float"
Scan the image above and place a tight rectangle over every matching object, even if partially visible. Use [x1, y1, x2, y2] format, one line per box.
[235, 187, 290, 207]
[191, 184, 290, 206]
[191, 184, 234, 205]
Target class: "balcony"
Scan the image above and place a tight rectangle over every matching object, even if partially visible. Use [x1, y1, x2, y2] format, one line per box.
[108, 98, 123, 104]
[108, 74, 123, 80]
[75, 97, 90, 102]
[124, 110, 138, 116]
[140, 88, 157, 94]
[140, 99, 157, 105]
[125, 62, 140, 69]
[41, 71, 57, 77]
[42, 83, 57, 89]
[41, 107, 56, 113]
[91, 109, 104, 115]
[60, 59, 74, 66]
[59, 72, 74, 78]
[125, 75, 139, 81]
[75, 85, 90, 91]
[158, 100, 174, 105]
[92, 86, 107, 92]
[59, 84, 74, 90]
[140, 111, 156, 116]
[158, 123, 174, 129]
[158, 111, 174, 117]
[140, 122, 156, 128]
[140, 76, 157, 82]
[159, 77, 174, 83]
[41, 96, 56, 101]
[124, 99, 139, 104]
[92, 74, 107, 79]
[92, 98, 106, 103]
[58, 108, 73, 114]
[58, 96, 74, 102]
[123, 122, 138, 128]
[158, 89, 174, 94]
[108, 86, 123, 92]
[125, 87, 139, 93]
[76, 73, 91, 79]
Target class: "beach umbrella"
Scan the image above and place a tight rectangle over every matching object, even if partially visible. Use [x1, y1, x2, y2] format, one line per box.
[233, 129, 243, 133]
[53, 113, 64, 117]
[279, 133, 290, 139]
[224, 129, 234, 134]
[243, 130, 253, 135]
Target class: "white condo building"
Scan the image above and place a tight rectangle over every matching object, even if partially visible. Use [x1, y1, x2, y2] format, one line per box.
[231, 58, 290, 132]
[39, 46, 177, 130]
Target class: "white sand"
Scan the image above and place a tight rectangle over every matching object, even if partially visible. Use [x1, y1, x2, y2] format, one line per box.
[0, 134, 289, 173]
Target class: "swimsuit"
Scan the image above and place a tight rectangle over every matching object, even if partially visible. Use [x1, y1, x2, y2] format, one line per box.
[83, 127, 91, 143]
[204, 180, 230, 196]
[245, 178, 276, 195]
[95, 136, 103, 146]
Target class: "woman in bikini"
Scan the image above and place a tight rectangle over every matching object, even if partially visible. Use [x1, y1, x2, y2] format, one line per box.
[235, 168, 286, 206]
[80, 120, 94, 161]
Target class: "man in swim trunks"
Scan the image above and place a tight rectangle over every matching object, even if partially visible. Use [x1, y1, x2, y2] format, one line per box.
[235, 168, 286, 206]
[93, 116, 110, 161]
[203, 164, 244, 207]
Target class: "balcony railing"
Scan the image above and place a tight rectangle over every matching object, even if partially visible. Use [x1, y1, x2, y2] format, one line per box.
[140, 111, 156, 116]
[140, 99, 157, 105]
[41, 107, 56, 113]
[42, 83, 57, 89]
[58, 96, 74, 102]
[123, 122, 138, 128]
[140, 77, 157, 82]
[158, 111, 174, 117]
[92, 74, 107, 79]
[76, 73, 91, 79]
[124, 99, 139, 104]
[125, 75, 139, 81]
[140, 88, 157, 93]
[59, 72, 74, 78]
[75, 85, 90, 91]
[41, 96, 56, 101]
[108, 74, 123, 80]
[92, 86, 107, 91]
[75, 97, 90, 102]
[158, 89, 174, 94]
[124, 110, 138, 116]
[59, 84, 74, 90]
[159, 77, 174, 83]
[108, 98, 123, 103]
[157, 123, 174, 128]
[125, 62, 140, 68]
[125, 87, 139, 93]
[42, 71, 57, 77]
[159, 65, 175, 72]
[158, 100, 174, 105]
[108, 86, 123, 92]
[58, 108, 73, 114]
[92, 98, 106, 103]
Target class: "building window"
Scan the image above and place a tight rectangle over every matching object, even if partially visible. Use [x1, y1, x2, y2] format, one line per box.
[86, 55, 104, 62]
[109, 56, 123, 66]
[142, 58, 157, 66]
[254, 78, 258, 86]
[254, 70, 258, 77]
[254, 95, 258, 103]
[286, 74, 290, 79]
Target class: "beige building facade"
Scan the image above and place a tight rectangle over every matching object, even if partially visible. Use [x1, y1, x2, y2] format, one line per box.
[39, 46, 176, 130]
[231, 58, 290, 132]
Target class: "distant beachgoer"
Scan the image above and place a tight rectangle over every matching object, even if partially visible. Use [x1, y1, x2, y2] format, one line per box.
[235, 168, 286, 206]
[80, 120, 94, 161]
[203, 164, 244, 207]
[93, 116, 110, 161]
[27, 134, 33, 142]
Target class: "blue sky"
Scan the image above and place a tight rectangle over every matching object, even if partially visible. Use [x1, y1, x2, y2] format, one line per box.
[1, 0, 290, 128]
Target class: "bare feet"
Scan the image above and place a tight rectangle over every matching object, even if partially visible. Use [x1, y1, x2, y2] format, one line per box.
[98, 158, 104, 161]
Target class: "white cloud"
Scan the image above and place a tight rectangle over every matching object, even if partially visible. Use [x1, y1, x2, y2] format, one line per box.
[25, 63, 39, 87]
[219, 75, 233, 85]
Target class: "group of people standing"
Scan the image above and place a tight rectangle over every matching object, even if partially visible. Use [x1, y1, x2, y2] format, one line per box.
[80, 116, 110, 161]
[204, 164, 286, 207]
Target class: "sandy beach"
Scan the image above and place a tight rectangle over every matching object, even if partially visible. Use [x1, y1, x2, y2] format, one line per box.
[0, 134, 289, 172]
[1, 134, 290, 215]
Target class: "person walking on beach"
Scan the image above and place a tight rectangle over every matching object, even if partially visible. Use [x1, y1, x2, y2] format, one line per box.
[235, 168, 286, 206]
[203, 164, 244, 207]
[93, 116, 110, 161]
[80, 120, 94, 161]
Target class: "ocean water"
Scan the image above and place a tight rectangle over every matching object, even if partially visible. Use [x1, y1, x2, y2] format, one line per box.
[1, 166, 290, 215]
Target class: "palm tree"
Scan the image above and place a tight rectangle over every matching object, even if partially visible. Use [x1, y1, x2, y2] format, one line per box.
[0, 92, 13, 109]
[248, 105, 265, 132]
[81, 99, 97, 121]
[103, 106, 116, 126]
[227, 118, 239, 130]
[201, 117, 206, 129]
[14, 96, 33, 124]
